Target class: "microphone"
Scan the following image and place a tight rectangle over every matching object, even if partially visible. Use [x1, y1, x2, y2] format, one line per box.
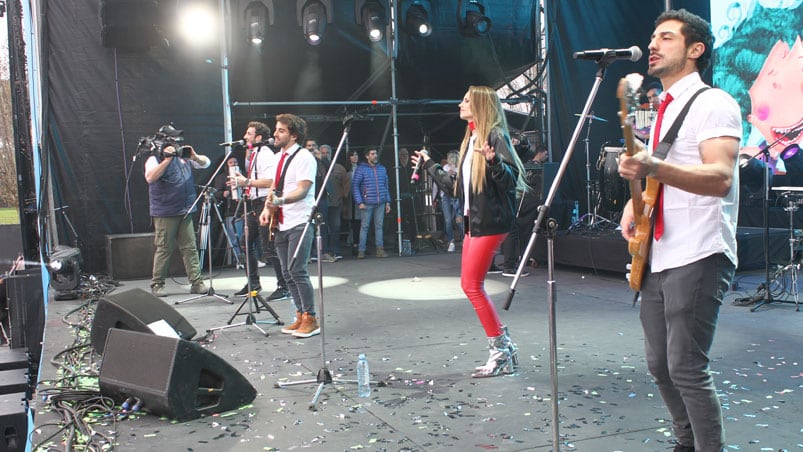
[410, 148, 429, 184]
[219, 139, 245, 147]
[573, 46, 642, 62]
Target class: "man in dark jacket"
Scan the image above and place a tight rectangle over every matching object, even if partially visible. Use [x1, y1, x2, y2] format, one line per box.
[351, 148, 391, 258]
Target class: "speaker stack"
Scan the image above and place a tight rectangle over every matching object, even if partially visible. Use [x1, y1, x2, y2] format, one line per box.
[100, 0, 162, 50]
[91, 289, 256, 421]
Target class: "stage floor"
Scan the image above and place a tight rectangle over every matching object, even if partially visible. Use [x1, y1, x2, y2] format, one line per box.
[31, 252, 802, 451]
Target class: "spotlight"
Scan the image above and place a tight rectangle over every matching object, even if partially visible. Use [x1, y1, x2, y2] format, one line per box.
[738, 154, 771, 193]
[780, 143, 803, 179]
[404, 0, 432, 37]
[297, 0, 332, 46]
[356, 0, 386, 43]
[177, 0, 218, 47]
[48, 245, 82, 293]
[244, 1, 273, 47]
[459, 0, 491, 36]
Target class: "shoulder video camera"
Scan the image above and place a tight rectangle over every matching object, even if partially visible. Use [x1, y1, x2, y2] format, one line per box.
[137, 124, 192, 159]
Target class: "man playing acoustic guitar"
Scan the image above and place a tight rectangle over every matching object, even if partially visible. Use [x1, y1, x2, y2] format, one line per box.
[617, 9, 741, 452]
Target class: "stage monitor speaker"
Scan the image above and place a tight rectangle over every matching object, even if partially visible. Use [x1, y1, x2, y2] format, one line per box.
[99, 329, 256, 421]
[100, 0, 162, 50]
[0, 393, 28, 452]
[5, 269, 44, 365]
[90, 288, 197, 355]
[106, 233, 184, 280]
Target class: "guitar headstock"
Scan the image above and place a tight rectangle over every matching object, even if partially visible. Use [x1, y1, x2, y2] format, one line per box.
[617, 73, 644, 156]
[617, 73, 643, 125]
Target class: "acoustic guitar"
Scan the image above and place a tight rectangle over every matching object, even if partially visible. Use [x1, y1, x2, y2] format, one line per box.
[265, 192, 280, 241]
[617, 73, 659, 292]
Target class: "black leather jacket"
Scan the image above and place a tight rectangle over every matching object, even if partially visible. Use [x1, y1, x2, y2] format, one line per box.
[424, 128, 518, 237]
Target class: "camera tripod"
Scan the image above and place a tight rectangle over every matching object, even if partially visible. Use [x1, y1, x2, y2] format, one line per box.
[176, 186, 236, 305]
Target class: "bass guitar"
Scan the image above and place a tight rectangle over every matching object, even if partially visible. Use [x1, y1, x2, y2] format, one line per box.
[617, 73, 659, 292]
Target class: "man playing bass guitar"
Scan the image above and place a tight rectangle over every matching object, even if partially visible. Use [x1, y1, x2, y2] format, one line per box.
[617, 9, 741, 452]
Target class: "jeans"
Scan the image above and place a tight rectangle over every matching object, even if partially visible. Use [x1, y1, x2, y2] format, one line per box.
[224, 215, 242, 263]
[358, 203, 385, 252]
[151, 215, 202, 288]
[440, 194, 463, 243]
[325, 204, 342, 256]
[640, 253, 734, 451]
[274, 224, 315, 316]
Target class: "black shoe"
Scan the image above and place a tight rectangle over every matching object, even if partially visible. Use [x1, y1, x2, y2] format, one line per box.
[267, 288, 290, 301]
[672, 444, 694, 452]
[234, 284, 261, 297]
[487, 264, 503, 274]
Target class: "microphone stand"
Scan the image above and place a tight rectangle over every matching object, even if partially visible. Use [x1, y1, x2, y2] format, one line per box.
[503, 57, 617, 452]
[275, 117, 369, 410]
[206, 145, 283, 336]
[176, 149, 234, 305]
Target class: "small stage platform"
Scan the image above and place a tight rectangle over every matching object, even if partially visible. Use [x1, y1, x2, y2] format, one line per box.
[534, 226, 791, 273]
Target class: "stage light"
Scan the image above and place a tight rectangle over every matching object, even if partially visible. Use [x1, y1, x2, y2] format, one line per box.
[459, 0, 491, 36]
[356, 0, 386, 43]
[404, 1, 432, 37]
[244, 1, 273, 47]
[177, 1, 217, 47]
[739, 153, 771, 192]
[297, 0, 331, 46]
[48, 246, 82, 292]
[780, 144, 803, 179]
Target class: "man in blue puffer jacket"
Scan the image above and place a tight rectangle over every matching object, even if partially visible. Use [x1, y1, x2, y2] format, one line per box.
[351, 148, 391, 258]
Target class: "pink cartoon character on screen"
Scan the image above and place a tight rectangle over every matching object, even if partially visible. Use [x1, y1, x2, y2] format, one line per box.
[743, 36, 803, 174]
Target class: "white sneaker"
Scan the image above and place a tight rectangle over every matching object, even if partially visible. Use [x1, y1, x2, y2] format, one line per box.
[257, 260, 267, 268]
[447, 241, 455, 252]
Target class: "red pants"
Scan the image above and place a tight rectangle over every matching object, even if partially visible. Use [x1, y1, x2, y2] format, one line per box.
[460, 232, 508, 337]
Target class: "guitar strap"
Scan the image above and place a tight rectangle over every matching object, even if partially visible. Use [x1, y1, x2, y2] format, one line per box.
[652, 87, 710, 160]
[276, 148, 301, 195]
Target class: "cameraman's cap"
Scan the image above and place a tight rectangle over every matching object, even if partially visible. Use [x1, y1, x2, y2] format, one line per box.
[158, 124, 184, 137]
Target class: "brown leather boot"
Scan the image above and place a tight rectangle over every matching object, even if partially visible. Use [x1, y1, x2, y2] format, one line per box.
[376, 247, 387, 258]
[281, 311, 303, 334]
[292, 312, 320, 338]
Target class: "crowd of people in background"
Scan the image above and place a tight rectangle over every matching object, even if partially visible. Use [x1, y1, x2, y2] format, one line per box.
[210, 132, 546, 275]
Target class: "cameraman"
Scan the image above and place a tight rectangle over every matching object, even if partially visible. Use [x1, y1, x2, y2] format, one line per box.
[144, 126, 210, 297]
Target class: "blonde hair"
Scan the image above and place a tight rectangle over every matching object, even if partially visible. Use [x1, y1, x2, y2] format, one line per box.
[458, 85, 528, 195]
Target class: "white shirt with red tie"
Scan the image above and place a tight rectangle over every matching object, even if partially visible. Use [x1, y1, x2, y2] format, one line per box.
[648, 72, 742, 273]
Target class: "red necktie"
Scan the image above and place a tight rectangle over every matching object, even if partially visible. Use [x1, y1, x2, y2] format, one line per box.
[274, 152, 288, 224]
[246, 151, 257, 198]
[653, 93, 674, 241]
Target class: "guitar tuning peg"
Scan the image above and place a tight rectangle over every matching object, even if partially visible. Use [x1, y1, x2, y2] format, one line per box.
[626, 263, 632, 270]
[626, 273, 631, 281]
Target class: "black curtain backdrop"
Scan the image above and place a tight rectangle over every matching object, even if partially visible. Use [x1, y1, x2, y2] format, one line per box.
[546, 0, 708, 216]
[43, 0, 539, 273]
[46, 0, 224, 272]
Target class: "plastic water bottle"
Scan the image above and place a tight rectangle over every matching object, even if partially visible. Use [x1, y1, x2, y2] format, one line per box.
[571, 201, 580, 224]
[356, 353, 371, 397]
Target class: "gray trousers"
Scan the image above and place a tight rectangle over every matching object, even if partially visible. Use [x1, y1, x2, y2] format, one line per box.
[640, 253, 734, 452]
[274, 224, 315, 316]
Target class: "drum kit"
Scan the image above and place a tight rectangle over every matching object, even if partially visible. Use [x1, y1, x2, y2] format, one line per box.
[572, 106, 659, 226]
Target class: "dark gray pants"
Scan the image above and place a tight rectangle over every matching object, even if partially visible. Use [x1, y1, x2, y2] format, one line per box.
[640, 253, 734, 452]
[274, 224, 315, 316]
